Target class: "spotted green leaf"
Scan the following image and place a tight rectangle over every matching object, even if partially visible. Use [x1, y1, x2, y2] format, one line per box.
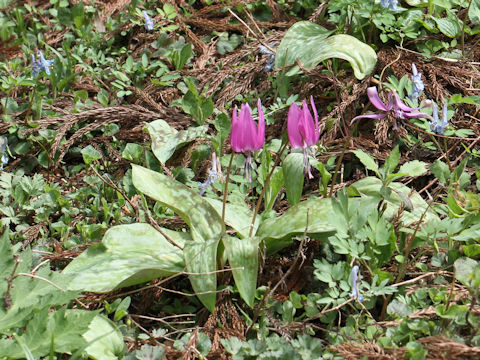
[145, 120, 208, 164]
[63, 223, 187, 292]
[275, 21, 377, 79]
[257, 197, 337, 255]
[132, 164, 222, 242]
[223, 236, 259, 308]
[184, 240, 218, 312]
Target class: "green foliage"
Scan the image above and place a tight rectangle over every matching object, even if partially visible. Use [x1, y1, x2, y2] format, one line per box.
[276, 21, 377, 79]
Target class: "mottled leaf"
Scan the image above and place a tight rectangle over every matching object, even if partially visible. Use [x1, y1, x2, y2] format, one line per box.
[223, 236, 259, 308]
[145, 120, 208, 164]
[63, 223, 187, 292]
[257, 197, 337, 255]
[275, 21, 377, 79]
[283, 153, 304, 205]
[132, 165, 222, 242]
[184, 240, 218, 312]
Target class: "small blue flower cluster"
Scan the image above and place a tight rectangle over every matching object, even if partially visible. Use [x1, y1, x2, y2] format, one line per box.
[198, 169, 218, 196]
[350, 265, 364, 302]
[381, 0, 398, 11]
[142, 10, 154, 31]
[409, 63, 424, 101]
[430, 102, 449, 135]
[0, 137, 8, 171]
[259, 44, 276, 73]
[31, 51, 54, 78]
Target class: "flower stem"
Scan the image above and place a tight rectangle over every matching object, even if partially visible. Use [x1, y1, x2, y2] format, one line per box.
[328, 134, 351, 198]
[429, 133, 452, 171]
[222, 152, 234, 233]
[461, 0, 473, 58]
[249, 141, 289, 237]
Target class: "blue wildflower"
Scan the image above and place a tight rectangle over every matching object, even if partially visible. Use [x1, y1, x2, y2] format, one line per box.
[0, 137, 8, 171]
[430, 102, 449, 135]
[31, 51, 54, 78]
[381, 0, 398, 11]
[259, 44, 276, 73]
[409, 63, 424, 101]
[142, 10, 154, 31]
[350, 265, 364, 302]
[198, 153, 219, 196]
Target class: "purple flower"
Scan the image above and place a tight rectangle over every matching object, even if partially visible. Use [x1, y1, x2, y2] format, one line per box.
[142, 10, 154, 31]
[409, 63, 424, 101]
[351, 86, 432, 124]
[230, 99, 265, 182]
[350, 265, 363, 302]
[430, 102, 449, 135]
[287, 97, 319, 179]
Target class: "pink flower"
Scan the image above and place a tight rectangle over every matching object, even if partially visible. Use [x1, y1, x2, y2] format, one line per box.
[287, 96, 320, 179]
[352, 86, 432, 124]
[230, 99, 265, 182]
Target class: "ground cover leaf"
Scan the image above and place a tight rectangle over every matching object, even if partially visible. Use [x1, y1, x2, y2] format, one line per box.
[63, 223, 186, 292]
[275, 21, 377, 79]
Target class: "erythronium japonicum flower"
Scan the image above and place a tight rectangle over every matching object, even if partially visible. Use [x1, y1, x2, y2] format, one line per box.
[230, 99, 265, 182]
[287, 96, 320, 179]
[351, 86, 432, 127]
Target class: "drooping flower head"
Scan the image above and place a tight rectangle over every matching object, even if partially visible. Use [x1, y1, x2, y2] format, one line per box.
[351, 86, 432, 125]
[409, 63, 424, 101]
[142, 10, 154, 31]
[198, 152, 219, 196]
[0, 137, 8, 171]
[287, 96, 319, 179]
[430, 102, 449, 135]
[350, 265, 363, 302]
[230, 99, 265, 182]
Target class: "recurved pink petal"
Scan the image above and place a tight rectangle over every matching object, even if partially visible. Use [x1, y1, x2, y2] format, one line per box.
[287, 102, 303, 148]
[367, 87, 390, 111]
[350, 113, 387, 124]
[392, 92, 421, 112]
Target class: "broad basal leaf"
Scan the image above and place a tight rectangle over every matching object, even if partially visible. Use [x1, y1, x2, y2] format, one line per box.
[257, 197, 337, 255]
[223, 236, 259, 308]
[84, 315, 125, 360]
[348, 177, 439, 225]
[204, 198, 259, 238]
[146, 120, 208, 164]
[283, 153, 305, 206]
[63, 223, 187, 292]
[132, 164, 222, 242]
[184, 240, 218, 312]
[275, 21, 377, 79]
